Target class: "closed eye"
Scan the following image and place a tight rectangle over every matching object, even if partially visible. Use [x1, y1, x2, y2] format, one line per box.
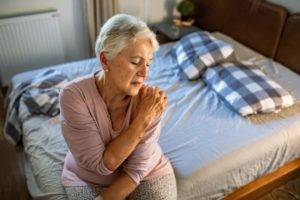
[130, 58, 152, 67]
[131, 61, 139, 65]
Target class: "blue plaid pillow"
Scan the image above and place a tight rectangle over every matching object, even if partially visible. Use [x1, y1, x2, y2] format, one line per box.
[203, 62, 295, 116]
[171, 31, 234, 80]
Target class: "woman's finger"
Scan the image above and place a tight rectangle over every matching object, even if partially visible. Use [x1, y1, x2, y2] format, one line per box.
[140, 87, 148, 99]
[154, 88, 161, 99]
[159, 90, 164, 97]
[147, 87, 154, 96]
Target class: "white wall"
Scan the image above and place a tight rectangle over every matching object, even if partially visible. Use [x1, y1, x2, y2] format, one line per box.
[118, 0, 179, 24]
[0, 0, 90, 62]
[0, 0, 179, 64]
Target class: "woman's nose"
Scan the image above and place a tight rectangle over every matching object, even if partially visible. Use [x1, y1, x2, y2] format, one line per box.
[137, 63, 147, 76]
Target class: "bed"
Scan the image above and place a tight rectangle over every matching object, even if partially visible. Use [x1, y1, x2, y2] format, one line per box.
[4, 0, 300, 199]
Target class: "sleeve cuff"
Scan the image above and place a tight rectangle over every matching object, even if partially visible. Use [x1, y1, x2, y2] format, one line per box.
[98, 159, 114, 176]
[123, 169, 141, 185]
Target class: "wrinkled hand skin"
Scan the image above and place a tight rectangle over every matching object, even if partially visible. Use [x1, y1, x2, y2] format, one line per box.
[135, 85, 168, 129]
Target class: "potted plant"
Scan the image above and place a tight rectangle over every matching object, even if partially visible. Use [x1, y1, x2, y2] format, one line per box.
[176, 0, 195, 21]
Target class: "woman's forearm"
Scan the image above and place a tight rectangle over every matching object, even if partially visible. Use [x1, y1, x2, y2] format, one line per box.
[101, 171, 137, 200]
[102, 118, 147, 171]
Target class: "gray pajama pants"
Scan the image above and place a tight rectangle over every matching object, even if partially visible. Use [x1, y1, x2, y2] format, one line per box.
[65, 173, 177, 200]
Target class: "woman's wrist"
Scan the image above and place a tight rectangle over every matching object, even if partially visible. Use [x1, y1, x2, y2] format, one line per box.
[130, 117, 147, 139]
[101, 172, 137, 200]
[101, 189, 123, 200]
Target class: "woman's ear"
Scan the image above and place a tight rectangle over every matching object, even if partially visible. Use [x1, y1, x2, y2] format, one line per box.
[99, 52, 109, 70]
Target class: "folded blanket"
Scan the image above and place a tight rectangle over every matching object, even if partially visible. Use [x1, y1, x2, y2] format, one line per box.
[4, 69, 69, 145]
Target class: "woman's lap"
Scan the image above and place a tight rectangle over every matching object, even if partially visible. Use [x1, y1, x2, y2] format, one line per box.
[65, 173, 177, 200]
[65, 185, 104, 200]
[128, 173, 177, 200]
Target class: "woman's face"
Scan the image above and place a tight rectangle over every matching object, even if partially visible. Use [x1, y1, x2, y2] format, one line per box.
[106, 38, 154, 96]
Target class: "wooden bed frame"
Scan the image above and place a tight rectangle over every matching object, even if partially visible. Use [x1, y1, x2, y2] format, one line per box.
[191, 0, 300, 198]
[225, 158, 300, 199]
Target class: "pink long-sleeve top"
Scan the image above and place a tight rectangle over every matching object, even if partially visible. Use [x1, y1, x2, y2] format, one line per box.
[59, 73, 173, 187]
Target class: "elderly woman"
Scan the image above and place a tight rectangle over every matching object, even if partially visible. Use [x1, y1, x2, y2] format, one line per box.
[59, 14, 177, 200]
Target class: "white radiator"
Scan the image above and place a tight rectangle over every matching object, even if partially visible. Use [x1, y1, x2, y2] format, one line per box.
[0, 11, 65, 86]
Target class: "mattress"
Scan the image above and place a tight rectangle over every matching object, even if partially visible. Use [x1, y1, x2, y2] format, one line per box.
[11, 33, 300, 200]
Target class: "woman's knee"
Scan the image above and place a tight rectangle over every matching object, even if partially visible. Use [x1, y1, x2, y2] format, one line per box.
[128, 173, 177, 200]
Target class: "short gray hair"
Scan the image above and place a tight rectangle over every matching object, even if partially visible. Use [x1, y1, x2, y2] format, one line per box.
[95, 14, 159, 60]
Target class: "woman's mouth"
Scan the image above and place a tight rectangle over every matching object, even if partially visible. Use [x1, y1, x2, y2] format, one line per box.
[131, 81, 143, 86]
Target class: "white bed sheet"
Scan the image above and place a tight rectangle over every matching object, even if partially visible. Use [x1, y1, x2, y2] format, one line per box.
[11, 34, 300, 200]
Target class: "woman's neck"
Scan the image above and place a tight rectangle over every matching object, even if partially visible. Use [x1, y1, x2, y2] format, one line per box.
[96, 72, 130, 112]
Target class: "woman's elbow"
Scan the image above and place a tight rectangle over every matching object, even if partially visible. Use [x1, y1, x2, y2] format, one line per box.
[102, 149, 120, 172]
[79, 153, 118, 176]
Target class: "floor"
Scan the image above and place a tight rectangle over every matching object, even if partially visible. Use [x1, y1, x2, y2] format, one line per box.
[0, 91, 299, 200]
[0, 92, 31, 200]
[259, 179, 300, 200]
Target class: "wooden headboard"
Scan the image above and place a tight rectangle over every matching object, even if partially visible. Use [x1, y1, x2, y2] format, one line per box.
[191, 0, 300, 74]
[275, 14, 300, 74]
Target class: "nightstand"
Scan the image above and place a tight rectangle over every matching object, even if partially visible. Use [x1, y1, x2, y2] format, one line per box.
[151, 22, 201, 44]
